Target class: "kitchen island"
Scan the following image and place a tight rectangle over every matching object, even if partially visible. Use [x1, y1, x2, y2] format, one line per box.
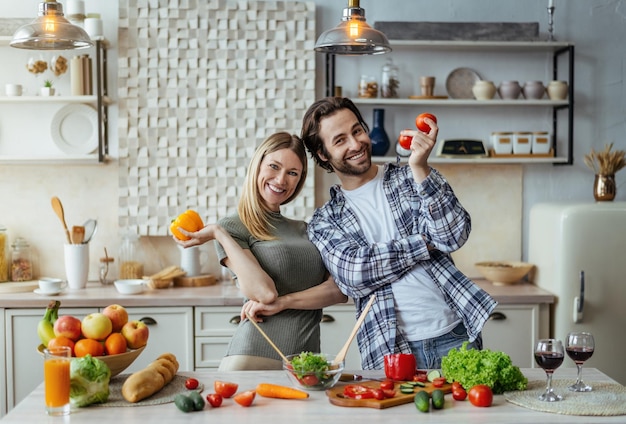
[1, 368, 623, 423]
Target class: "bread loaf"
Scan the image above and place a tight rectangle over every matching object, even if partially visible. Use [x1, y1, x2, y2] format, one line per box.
[121, 353, 179, 403]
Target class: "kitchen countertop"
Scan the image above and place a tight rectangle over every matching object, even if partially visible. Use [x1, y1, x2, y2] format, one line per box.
[0, 279, 554, 309]
[1, 368, 621, 423]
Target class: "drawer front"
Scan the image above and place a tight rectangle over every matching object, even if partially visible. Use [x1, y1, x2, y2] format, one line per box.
[195, 306, 241, 337]
[195, 336, 232, 369]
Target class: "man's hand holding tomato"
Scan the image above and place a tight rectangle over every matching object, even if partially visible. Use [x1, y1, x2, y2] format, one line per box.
[399, 113, 438, 182]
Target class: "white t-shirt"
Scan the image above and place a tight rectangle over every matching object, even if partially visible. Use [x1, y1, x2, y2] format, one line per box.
[342, 166, 459, 341]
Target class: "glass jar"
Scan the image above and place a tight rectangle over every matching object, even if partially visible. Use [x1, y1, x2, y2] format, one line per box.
[0, 225, 8, 282]
[380, 58, 399, 98]
[99, 248, 116, 285]
[358, 75, 378, 98]
[118, 230, 144, 279]
[11, 237, 33, 281]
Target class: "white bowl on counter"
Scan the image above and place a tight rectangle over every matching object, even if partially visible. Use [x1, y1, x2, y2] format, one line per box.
[114, 279, 145, 294]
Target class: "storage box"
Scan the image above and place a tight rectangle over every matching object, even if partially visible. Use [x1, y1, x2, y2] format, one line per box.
[491, 132, 513, 154]
[513, 132, 532, 154]
[532, 132, 551, 154]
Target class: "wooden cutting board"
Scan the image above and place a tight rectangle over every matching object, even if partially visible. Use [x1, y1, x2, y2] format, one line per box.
[173, 274, 217, 287]
[326, 380, 452, 409]
[0, 281, 39, 293]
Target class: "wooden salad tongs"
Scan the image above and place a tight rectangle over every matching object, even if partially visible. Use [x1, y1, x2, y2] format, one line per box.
[332, 293, 376, 367]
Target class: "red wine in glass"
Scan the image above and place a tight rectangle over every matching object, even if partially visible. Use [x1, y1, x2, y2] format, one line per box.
[566, 332, 594, 392]
[534, 339, 564, 402]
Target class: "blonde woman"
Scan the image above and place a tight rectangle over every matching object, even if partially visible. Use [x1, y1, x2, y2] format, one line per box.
[174, 132, 346, 370]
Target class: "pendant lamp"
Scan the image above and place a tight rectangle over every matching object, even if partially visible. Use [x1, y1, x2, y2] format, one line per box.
[10, 0, 93, 50]
[314, 0, 391, 55]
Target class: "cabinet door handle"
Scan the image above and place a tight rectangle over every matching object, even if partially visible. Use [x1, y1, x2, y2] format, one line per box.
[488, 312, 506, 321]
[229, 315, 241, 325]
[321, 314, 335, 323]
[139, 316, 157, 325]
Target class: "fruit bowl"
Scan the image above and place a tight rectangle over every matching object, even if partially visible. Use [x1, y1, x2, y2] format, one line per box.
[37, 344, 146, 377]
[283, 353, 344, 391]
[475, 261, 534, 286]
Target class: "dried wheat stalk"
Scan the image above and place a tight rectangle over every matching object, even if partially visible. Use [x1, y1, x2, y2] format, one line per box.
[584, 143, 626, 175]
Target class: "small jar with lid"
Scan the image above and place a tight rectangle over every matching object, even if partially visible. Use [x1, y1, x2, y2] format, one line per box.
[0, 225, 8, 282]
[11, 237, 33, 281]
[119, 230, 144, 279]
[358, 75, 378, 98]
[99, 248, 116, 285]
[380, 58, 399, 98]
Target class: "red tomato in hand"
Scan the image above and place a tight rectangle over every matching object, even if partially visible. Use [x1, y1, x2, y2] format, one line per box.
[206, 393, 223, 407]
[184, 377, 199, 390]
[415, 113, 437, 133]
[214, 380, 238, 398]
[398, 130, 413, 150]
[468, 384, 493, 407]
[233, 390, 256, 407]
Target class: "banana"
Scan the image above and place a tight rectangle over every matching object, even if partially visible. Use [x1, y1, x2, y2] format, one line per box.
[37, 300, 60, 347]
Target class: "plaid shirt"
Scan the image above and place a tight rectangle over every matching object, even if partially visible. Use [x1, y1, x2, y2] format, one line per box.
[308, 163, 497, 370]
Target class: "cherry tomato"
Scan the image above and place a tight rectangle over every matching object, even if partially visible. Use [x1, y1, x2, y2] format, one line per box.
[371, 389, 385, 400]
[452, 385, 467, 401]
[233, 390, 256, 407]
[214, 380, 238, 398]
[432, 377, 447, 388]
[382, 389, 396, 398]
[413, 373, 428, 383]
[415, 113, 437, 133]
[398, 130, 413, 150]
[452, 381, 463, 391]
[206, 393, 223, 407]
[301, 375, 320, 386]
[184, 377, 199, 390]
[379, 380, 394, 391]
[468, 384, 493, 407]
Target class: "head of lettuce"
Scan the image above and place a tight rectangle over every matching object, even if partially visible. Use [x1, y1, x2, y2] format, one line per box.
[70, 354, 111, 407]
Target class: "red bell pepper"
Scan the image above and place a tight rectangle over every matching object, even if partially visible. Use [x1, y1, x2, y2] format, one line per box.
[343, 385, 384, 400]
[383, 353, 416, 381]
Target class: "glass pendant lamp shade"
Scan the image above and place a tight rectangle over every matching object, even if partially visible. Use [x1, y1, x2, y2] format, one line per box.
[10, 0, 93, 50]
[314, 0, 391, 55]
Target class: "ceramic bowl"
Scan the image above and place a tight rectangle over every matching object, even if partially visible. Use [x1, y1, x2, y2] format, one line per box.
[37, 344, 146, 377]
[475, 261, 534, 285]
[114, 279, 145, 294]
[283, 353, 344, 391]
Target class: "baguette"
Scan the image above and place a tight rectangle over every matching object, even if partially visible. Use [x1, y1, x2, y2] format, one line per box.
[121, 353, 179, 403]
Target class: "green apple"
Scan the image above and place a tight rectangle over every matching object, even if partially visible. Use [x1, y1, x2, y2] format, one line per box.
[121, 320, 149, 349]
[81, 312, 113, 341]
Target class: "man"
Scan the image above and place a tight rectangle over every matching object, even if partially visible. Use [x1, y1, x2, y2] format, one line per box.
[300, 97, 497, 370]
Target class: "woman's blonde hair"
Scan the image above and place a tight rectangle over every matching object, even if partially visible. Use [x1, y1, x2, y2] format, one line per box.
[237, 132, 307, 240]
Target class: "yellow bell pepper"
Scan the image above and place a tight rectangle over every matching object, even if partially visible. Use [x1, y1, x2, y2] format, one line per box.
[170, 210, 204, 240]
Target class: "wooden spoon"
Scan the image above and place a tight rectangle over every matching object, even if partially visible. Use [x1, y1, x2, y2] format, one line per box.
[51, 196, 72, 244]
[245, 311, 291, 364]
[71, 226, 85, 244]
[333, 294, 376, 366]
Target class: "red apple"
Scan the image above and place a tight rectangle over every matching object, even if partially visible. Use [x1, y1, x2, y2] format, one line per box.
[81, 313, 113, 341]
[102, 304, 129, 333]
[53, 315, 82, 341]
[121, 320, 149, 349]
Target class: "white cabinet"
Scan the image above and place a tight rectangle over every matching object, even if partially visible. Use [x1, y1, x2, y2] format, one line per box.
[2, 306, 192, 414]
[194, 304, 362, 370]
[481, 303, 550, 368]
[327, 40, 574, 165]
[0, 308, 5, 417]
[0, 37, 110, 164]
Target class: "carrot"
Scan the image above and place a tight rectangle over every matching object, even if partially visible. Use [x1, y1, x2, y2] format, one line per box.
[255, 383, 310, 399]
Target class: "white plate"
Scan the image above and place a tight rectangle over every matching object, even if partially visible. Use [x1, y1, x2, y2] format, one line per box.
[34, 288, 64, 296]
[51, 104, 98, 155]
[445, 67, 482, 99]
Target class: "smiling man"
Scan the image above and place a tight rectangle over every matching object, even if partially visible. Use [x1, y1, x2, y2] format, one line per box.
[300, 97, 497, 371]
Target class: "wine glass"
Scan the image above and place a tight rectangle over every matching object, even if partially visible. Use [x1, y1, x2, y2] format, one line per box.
[566, 331, 594, 392]
[534, 338, 564, 401]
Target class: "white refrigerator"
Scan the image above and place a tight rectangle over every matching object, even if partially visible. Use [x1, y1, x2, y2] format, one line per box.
[528, 201, 626, 385]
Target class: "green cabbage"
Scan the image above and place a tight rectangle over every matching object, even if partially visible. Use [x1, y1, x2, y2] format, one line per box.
[441, 341, 528, 394]
[69, 354, 111, 407]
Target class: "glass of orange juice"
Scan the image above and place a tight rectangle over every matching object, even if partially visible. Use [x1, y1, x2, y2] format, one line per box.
[43, 346, 72, 416]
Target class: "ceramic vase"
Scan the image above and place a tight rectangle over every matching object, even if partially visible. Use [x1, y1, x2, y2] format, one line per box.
[593, 174, 616, 201]
[522, 81, 546, 99]
[547, 80, 568, 100]
[472, 80, 496, 100]
[369, 108, 390, 156]
[498, 80, 521, 100]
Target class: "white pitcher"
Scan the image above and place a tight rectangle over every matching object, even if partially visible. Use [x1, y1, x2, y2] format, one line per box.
[178, 245, 201, 276]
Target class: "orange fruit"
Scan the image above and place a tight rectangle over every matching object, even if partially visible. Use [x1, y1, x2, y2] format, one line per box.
[74, 338, 105, 357]
[47, 336, 76, 356]
[105, 332, 127, 355]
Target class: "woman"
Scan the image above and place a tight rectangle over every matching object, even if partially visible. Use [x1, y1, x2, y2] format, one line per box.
[174, 132, 347, 370]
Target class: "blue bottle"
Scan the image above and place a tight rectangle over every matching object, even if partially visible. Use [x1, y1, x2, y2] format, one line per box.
[369, 108, 390, 156]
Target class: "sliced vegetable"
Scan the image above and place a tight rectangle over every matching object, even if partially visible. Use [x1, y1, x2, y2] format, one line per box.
[379, 380, 394, 391]
[256, 383, 309, 399]
[214, 380, 238, 398]
[427, 369, 442, 382]
[432, 377, 447, 388]
[233, 390, 256, 407]
[343, 385, 378, 400]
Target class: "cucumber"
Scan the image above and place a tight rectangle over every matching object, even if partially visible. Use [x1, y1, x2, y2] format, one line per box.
[174, 394, 195, 413]
[188, 391, 205, 411]
[427, 369, 442, 382]
[431, 389, 445, 410]
[412, 381, 426, 387]
[399, 384, 415, 394]
[414, 390, 430, 413]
